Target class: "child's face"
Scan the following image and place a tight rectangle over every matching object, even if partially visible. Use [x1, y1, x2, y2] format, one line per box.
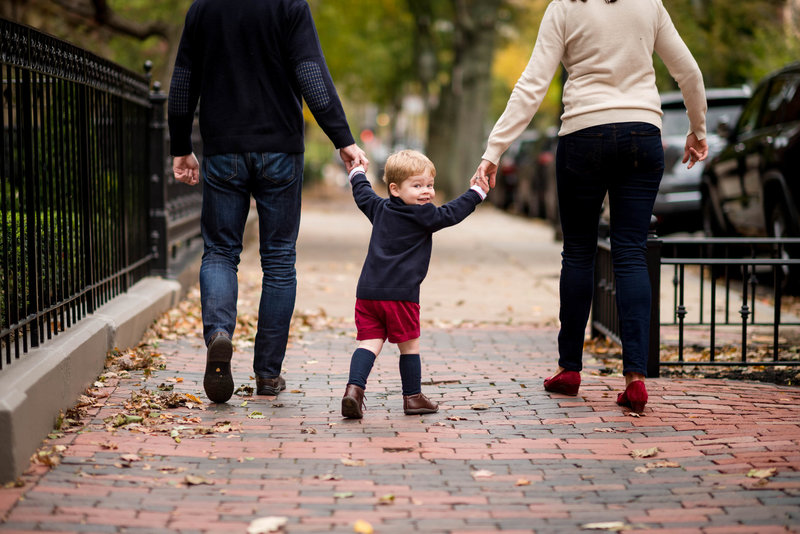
[389, 171, 436, 205]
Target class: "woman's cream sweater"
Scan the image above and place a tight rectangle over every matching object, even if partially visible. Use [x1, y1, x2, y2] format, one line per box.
[482, 0, 707, 165]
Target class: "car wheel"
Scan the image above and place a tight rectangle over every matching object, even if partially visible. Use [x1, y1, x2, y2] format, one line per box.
[768, 200, 800, 294]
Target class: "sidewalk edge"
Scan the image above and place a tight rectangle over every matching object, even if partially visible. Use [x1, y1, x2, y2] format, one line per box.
[0, 276, 184, 483]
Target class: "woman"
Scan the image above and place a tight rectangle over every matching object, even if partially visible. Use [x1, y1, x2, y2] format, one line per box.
[476, 0, 708, 412]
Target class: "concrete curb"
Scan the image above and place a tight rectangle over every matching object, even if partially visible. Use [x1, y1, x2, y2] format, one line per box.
[0, 276, 186, 482]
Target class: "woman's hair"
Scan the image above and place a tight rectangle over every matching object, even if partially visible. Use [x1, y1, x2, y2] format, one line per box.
[383, 150, 436, 186]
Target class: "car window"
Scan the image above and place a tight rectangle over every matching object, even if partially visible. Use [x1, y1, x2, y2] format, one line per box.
[661, 103, 744, 137]
[778, 74, 800, 123]
[736, 83, 768, 136]
[762, 76, 791, 127]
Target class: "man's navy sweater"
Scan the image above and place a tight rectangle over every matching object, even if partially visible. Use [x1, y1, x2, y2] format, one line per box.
[168, 0, 354, 157]
[350, 171, 483, 303]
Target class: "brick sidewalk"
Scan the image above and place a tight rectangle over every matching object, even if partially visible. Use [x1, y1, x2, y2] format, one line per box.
[2, 324, 799, 534]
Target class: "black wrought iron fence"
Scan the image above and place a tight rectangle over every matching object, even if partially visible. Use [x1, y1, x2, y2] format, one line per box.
[0, 20, 202, 370]
[591, 230, 800, 377]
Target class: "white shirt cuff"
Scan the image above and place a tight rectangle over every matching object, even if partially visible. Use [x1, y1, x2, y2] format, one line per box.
[470, 184, 487, 200]
[349, 166, 366, 182]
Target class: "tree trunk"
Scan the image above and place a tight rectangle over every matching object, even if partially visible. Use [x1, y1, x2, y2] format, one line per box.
[427, 0, 501, 197]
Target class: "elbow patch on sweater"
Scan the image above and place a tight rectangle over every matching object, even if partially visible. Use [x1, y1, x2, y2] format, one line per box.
[168, 66, 193, 116]
[296, 61, 330, 112]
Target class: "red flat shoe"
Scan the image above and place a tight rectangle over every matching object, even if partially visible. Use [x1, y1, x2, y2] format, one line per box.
[543, 370, 581, 396]
[617, 380, 648, 413]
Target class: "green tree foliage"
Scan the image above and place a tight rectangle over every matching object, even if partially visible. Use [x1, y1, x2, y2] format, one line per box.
[658, 0, 798, 89]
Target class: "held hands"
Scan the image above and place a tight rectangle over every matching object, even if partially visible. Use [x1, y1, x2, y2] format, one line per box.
[683, 132, 708, 169]
[339, 144, 369, 173]
[173, 153, 200, 186]
[474, 159, 498, 189]
[470, 174, 490, 194]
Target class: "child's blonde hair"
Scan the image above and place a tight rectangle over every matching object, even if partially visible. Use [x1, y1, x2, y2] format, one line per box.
[383, 149, 436, 187]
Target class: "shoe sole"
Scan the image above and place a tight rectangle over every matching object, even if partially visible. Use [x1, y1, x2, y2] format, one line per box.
[544, 383, 580, 396]
[204, 335, 234, 404]
[257, 383, 286, 396]
[341, 397, 363, 419]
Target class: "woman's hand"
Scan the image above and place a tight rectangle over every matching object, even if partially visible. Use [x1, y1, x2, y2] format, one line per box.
[475, 159, 498, 188]
[683, 132, 708, 169]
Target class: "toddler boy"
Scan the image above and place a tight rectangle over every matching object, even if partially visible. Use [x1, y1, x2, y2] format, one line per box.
[342, 149, 489, 418]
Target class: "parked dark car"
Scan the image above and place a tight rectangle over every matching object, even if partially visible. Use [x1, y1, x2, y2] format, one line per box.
[508, 127, 558, 220]
[653, 87, 750, 233]
[701, 62, 800, 285]
[491, 130, 540, 211]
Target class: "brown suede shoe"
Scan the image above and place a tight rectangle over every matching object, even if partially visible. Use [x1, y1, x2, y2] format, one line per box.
[256, 375, 286, 396]
[403, 393, 438, 415]
[341, 384, 366, 419]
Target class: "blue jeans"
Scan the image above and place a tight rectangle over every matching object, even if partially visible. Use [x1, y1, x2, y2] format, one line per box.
[555, 122, 663, 376]
[199, 152, 303, 379]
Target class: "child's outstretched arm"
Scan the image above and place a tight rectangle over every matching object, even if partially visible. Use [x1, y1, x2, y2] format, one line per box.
[420, 178, 488, 232]
[349, 166, 382, 221]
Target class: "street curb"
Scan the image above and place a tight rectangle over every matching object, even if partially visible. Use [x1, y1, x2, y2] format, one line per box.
[0, 276, 184, 483]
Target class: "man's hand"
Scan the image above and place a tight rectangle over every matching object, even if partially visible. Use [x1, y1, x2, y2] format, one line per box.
[339, 144, 369, 173]
[683, 132, 708, 170]
[475, 159, 498, 189]
[173, 153, 200, 185]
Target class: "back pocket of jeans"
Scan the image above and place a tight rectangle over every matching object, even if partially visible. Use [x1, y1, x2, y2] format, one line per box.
[259, 153, 297, 184]
[631, 127, 664, 172]
[203, 154, 238, 182]
[564, 132, 604, 175]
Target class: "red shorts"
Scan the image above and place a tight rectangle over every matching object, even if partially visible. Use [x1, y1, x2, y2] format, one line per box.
[355, 299, 420, 344]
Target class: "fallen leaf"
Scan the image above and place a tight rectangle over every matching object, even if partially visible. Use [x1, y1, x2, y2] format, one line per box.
[353, 519, 374, 534]
[247, 516, 288, 534]
[634, 466, 650, 474]
[241, 401, 249, 407]
[290, 389, 303, 394]
[248, 412, 266, 419]
[446, 416, 467, 421]
[470, 404, 489, 410]
[341, 458, 365, 467]
[301, 427, 317, 434]
[747, 468, 777, 479]
[593, 428, 615, 433]
[626, 412, 643, 418]
[515, 478, 531, 486]
[120, 454, 141, 463]
[382, 447, 414, 453]
[646, 461, 681, 469]
[630, 447, 659, 459]
[582, 521, 632, 531]
[318, 473, 340, 481]
[184, 393, 203, 404]
[184, 475, 214, 486]
[334, 492, 354, 499]
[378, 494, 395, 505]
[471, 469, 494, 479]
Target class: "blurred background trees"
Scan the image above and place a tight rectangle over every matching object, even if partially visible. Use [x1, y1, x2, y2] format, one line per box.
[3, 0, 799, 195]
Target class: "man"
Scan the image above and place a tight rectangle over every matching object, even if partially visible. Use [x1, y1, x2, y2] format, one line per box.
[168, 0, 368, 403]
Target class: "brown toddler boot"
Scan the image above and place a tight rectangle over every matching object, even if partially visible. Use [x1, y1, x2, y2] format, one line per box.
[341, 384, 366, 419]
[403, 393, 438, 415]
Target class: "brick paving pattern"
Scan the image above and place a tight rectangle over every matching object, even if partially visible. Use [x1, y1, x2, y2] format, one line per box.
[1, 324, 799, 533]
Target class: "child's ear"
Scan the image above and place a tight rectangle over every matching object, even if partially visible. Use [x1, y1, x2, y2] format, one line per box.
[388, 183, 400, 197]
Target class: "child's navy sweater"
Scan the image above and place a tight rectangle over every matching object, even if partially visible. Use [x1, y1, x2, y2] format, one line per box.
[350, 170, 484, 303]
[168, 0, 354, 157]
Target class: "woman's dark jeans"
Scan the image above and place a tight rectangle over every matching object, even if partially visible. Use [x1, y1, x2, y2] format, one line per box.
[556, 122, 664, 377]
[200, 151, 303, 380]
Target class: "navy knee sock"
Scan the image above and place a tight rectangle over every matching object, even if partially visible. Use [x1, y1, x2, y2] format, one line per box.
[347, 348, 376, 389]
[399, 353, 421, 396]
